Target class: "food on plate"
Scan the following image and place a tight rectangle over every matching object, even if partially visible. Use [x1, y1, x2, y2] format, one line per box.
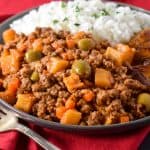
[10, 0, 150, 43]
[137, 93, 150, 112]
[0, 0, 149, 126]
[0, 26, 149, 126]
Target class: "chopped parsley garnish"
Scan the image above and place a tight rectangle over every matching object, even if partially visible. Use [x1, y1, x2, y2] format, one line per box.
[75, 6, 81, 12]
[63, 17, 68, 21]
[116, 11, 120, 14]
[92, 9, 110, 18]
[100, 9, 110, 16]
[53, 20, 59, 24]
[61, 2, 67, 8]
[74, 23, 80, 26]
[92, 13, 99, 19]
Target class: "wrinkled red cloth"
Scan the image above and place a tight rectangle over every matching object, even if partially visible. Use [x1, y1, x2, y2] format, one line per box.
[0, 0, 150, 150]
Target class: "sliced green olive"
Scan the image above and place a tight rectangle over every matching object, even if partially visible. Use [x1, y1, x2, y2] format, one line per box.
[137, 93, 150, 112]
[72, 60, 91, 78]
[25, 50, 43, 63]
[77, 38, 94, 51]
[30, 71, 39, 81]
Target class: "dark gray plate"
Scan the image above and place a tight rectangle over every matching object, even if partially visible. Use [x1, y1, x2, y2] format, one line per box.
[0, 2, 149, 134]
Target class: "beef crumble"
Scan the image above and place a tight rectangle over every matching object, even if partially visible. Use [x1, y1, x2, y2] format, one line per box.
[0, 27, 149, 126]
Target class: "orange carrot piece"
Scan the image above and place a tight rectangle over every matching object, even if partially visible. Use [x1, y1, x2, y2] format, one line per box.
[2, 28, 16, 43]
[7, 77, 20, 93]
[83, 90, 95, 102]
[65, 95, 76, 109]
[56, 106, 66, 119]
[0, 91, 16, 105]
[120, 115, 129, 123]
[66, 39, 76, 49]
[32, 38, 43, 51]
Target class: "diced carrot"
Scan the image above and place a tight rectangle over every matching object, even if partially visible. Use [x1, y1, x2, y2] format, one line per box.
[7, 77, 20, 93]
[82, 90, 95, 102]
[66, 38, 76, 49]
[120, 115, 129, 123]
[56, 106, 66, 119]
[2, 28, 16, 43]
[65, 95, 76, 109]
[32, 38, 43, 51]
[0, 91, 16, 105]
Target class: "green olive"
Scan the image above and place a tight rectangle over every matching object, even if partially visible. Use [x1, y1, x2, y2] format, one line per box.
[25, 50, 43, 63]
[78, 38, 94, 51]
[72, 60, 91, 78]
[30, 71, 39, 82]
[137, 93, 150, 112]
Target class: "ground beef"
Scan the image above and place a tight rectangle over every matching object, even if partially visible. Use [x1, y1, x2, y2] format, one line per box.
[87, 111, 104, 125]
[124, 79, 146, 90]
[0, 27, 149, 126]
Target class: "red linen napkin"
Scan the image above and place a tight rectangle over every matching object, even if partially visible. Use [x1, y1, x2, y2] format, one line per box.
[0, 0, 150, 150]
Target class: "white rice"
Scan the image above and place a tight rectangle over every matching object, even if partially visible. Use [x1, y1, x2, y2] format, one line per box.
[10, 0, 150, 43]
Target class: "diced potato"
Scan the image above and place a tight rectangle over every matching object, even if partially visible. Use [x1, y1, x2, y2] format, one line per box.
[60, 109, 81, 125]
[0, 49, 21, 75]
[105, 44, 135, 66]
[117, 44, 135, 64]
[15, 94, 36, 113]
[47, 57, 69, 74]
[137, 93, 150, 112]
[2, 28, 16, 43]
[95, 68, 114, 89]
[63, 73, 84, 92]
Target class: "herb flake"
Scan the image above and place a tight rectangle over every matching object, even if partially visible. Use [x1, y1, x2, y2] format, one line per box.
[92, 9, 110, 18]
[53, 20, 59, 24]
[61, 2, 67, 8]
[74, 23, 80, 26]
[75, 6, 81, 12]
[63, 17, 68, 22]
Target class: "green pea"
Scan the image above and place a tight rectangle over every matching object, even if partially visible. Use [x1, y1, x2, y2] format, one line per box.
[78, 38, 94, 51]
[25, 50, 43, 63]
[72, 60, 91, 78]
[30, 71, 39, 82]
[137, 93, 150, 112]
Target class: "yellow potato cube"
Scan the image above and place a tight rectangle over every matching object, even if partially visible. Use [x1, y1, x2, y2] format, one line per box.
[47, 57, 68, 74]
[15, 94, 35, 113]
[63, 73, 84, 92]
[95, 68, 114, 89]
[105, 44, 135, 66]
[60, 109, 81, 125]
